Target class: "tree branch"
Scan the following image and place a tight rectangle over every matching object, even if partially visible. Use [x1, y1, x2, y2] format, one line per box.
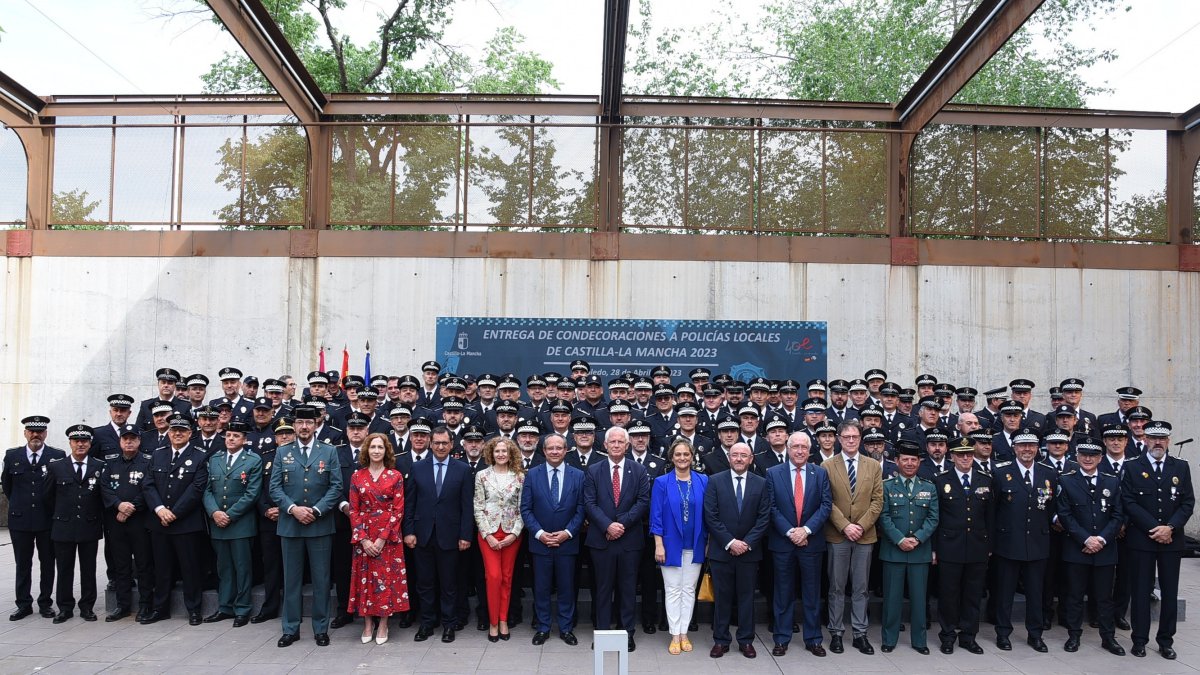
[315, 0, 349, 90]
[363, 0, 413, 87]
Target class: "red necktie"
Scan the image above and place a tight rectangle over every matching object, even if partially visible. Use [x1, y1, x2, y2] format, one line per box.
[612, 464, 621, 504]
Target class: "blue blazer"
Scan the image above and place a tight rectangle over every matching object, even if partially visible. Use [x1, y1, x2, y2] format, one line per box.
[402, 456, 475, 550]
[520, 462, 586, 555]
[649, 472, 709, 566]
[583, 459, 651, 552]
[765, 462, 832, 553]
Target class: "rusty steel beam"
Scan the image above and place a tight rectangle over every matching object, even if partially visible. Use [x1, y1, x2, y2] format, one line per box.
[623, 99, 897, 123]
[897, 0, 1045, 132]
[1166, 125, 1200, 245]
[1183, 102, 1200, 132]
[597, 0, 631, 237]
[932, 107, 1180, 131]
[325, 99, 599, 117]
[0, 71, 50, 229]
[0, 70, 44, 121]
[42, 98, 291, 118]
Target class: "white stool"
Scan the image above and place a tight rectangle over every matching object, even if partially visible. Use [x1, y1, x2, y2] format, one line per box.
[593, 629, 629, 675]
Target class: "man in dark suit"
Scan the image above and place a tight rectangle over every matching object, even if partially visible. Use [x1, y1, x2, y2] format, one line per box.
[133, 368, 190, 431]
[140, 413, 209, 625]
[521, 433, 586, 646]
[1120, 420, 1195, 659]
[47, 425, 107, 623]
[766, 432, 832, 657]
[582, 426, 651, 652]
[933, 440, 994, 654]
[1055, 440, 1125, 655]
[2, 415, 65, 620]
[403, 426, 475, 643]
[704, 442, 771, 659]
[90, 394, 135, 460]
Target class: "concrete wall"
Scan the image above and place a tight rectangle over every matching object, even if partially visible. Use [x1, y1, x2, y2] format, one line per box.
[5, 256, 1198, 456]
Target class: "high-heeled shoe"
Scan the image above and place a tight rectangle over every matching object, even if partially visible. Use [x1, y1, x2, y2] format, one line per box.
[488, 624, 500, 643]
[498, 621, 511, 641]
[362, 617, 377, 644]
[375, 630, 389, 645]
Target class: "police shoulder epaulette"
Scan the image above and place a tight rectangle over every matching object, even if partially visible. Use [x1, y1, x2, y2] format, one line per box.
[105, 453, 119, 461]
[141, 453, 153, 459]
[994, 461, 1013, 469]
[1098, 470, 1118, 478]
[47, 456, 64, 463]
[1061, 470, 1078, 477]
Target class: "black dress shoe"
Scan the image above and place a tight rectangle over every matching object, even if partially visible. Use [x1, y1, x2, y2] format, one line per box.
[9, 607, 32, 621]
[806, 644, 826, 657]
[79, 610, 97, 622]
[39, 607, 57, 618]
[52, 611, 72, 624]
[232, 616, 250, 628]
[105, 608, 130, 622]
[657, 619, 669, 632]
[1041, 619, 1052, 631]
[627, 635, 636, 652]
[914, 646, 930, 655]
[1131, 643, 1146, 657]
[642, 622, 657, 634]
[739, 643, 757, 658]
[278, 633, 300, 648]
[477, 620, 488, 631]
[996, 636, 1012, 650]
[793, 622, 800, 632]
[139, 611, 167, 625]
[441, 627, 456, 643]
[203, 611, 234, 623]
[250, 613, 277, 624]
[532, 631, 549, 645]
[772, 643, 788, 656]
[560, 631, 578, 646]
[853, 636, 874, 655]
[881, 644, 895, 653]
[1027, 636, 1048, 652]
[314, 633, 330, 646]
[454, 620, 467, 631]
[188, 613, 203, 626]
[1161, 646, 1177, 660]
[414, 626, 433, 642]
[961, 641, 984, 654]
[1101, 638, 1124, 655]
[829, 635, 844, 653]
[397, 614, 414, 628]
[1115, 617, 1131, 631]
[940, 642, 955, 654]
[1064, 637, 1080, 652]
[688, 619, 698, 631]
[330, 614, 353, 629]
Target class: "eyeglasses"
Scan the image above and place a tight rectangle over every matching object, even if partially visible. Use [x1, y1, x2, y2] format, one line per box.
[838, 434, 861, 440]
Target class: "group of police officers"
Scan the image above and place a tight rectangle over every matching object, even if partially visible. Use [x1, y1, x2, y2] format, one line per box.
[2, 360, 1193, 660]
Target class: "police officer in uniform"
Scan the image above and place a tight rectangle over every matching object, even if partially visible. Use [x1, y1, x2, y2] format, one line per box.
[934, 438, 994, 654]
[3, 415, 64, 620]
[1055, 440, 1125, 655]
[47, 425, 106, 623]
[141, 413, 209, 625]
[251, 417, 294, 624]
[878, 440, 939, 654]
[134, 368, 190, 431]
[1120, 420, 1195, 659]
[202, 420, 263, 626]
[99, 425, 154, 622]
[91, 394, 135, 461]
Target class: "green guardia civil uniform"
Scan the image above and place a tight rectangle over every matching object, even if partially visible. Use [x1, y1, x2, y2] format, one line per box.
[203, 447, 262, 617]
[878, 473, 940, 649]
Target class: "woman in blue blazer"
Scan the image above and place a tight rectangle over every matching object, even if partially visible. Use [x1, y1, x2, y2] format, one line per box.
[650, 438, 709, 655]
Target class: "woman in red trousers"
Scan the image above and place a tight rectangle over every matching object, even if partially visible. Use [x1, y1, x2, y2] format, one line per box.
[348, 433, 409, 644]
[473, 437, 526, 641]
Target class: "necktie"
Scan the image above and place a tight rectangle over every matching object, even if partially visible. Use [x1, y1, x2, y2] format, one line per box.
[982, 461, 989, 473]
[1113, 461, 1120, 474]
[1136, 442, 1144, 455]
[735, 475, 744, 512]
[76, 461, 84, 481]
[847, 459, 857, 493]
[30, 452, 38, 466]
[905, 477, 913, 495]
[172, 450, 180, 464]
[551, 467, 560, 505]
[302, 445, 310, 461]
[1156, 460, 1163, 476]
[777, 453, 785, 464]
[1024, 469, 1032, 486]
[1089, 475, 1096, 488]
[636, 455, 643, 464]
[524, 457, 531, 469]
[227, 453, 235, 471]
[435, 462, 444, 496]
[1055, 460, 1063, 472]
[611, 464, 621, 504]
[793, 468, 805, 525]
[962, 473, 970, 490]
[416, 453, 425, 462]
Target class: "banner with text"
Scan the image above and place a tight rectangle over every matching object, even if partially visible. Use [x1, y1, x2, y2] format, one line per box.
[435, 318, 826, 382]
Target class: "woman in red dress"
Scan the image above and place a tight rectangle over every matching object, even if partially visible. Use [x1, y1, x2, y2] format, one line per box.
[348, 433, 409, 644]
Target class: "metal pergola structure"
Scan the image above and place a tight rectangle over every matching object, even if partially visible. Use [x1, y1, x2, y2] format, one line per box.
[0, 0, 1198, 270]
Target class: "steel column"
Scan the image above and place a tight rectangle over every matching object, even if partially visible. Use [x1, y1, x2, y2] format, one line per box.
[597, 0, 631, 240]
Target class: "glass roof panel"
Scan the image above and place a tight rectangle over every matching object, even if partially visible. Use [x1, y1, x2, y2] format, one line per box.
[625, 0, 982, 103]
[265, 0, 599, 95]
[955, 0, 1200, 111]
[0, 0, 266, 95]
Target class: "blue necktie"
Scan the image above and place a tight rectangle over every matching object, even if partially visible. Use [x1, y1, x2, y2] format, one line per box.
[551, 467, 560, 505]
[735, 475, 744, 512]
[435, 462, 444, 497]
[847, 459, 857, 493]
[962, 473, 970, 490]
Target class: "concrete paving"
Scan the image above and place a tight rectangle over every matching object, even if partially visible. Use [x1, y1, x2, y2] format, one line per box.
[1, 532, 1198, 674]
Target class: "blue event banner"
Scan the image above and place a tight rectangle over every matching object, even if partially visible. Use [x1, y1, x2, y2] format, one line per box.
[435, 317, 827, 383]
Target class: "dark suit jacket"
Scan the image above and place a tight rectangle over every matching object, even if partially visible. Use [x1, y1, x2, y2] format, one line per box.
[1056, 470, 1123, 566]
[1120, 453, 1195, 552]
[2, 445, 65, 531]
[991, 461, 1058, 561]
[142, 444, 209, 534]
[521, 462, 586, 555]
[704, 470, 771, 563]
[932, 469, 994, 564]
[402, 456, 475, 550]
[765, 462, 832, 553]
[582, 459, 650, 552]
[47, 456, 106, 542]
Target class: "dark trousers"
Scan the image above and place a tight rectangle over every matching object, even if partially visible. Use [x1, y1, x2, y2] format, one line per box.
[456, 540, 487, 625]
[509, 542, 529, 621]
[10, 528, 55, 611]
[1043, 533, 1066, 620]
[531, 550, 577, 633]
[1112, 539, 1133, 622]
[150, 531, 204, 614]
[636, 539, 662, 625]
[331, 526, 352, 619]
[937, 560, 987, 644]
[104, 516, 153, 611]
[412, 543, 460, 629]
[1064, 562, 1115, 639]
[710, 558, 758, 646]
[772, 548, 823, 647]
[1130, 548, 1182, 648]
[994, 556, 1046, 639]
[590, 545, 639, 631]
[257, 520, 283, 616]
[574, 545, 598, 624]
[53, 540, 99, 613]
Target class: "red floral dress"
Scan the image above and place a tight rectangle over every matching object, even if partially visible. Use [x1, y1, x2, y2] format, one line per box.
[347, 467, 410, 616]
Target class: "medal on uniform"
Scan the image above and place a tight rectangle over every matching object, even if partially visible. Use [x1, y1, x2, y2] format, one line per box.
[1173, 476, 1179, 485]
[318, 460, 326, 473]
[944, 483, 951, 493]
[1006, 473, 1012, 481]
[240, 471, 248, 485]
[1142, 471, 1150, 478]
[1102, 488, 1111, 497]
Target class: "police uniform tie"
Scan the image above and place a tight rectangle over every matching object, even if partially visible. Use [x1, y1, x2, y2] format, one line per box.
[905, 477, 914, 495]
[635, 455, 643, 465]
[551, 467, 560, 505]
[1155, 460, 1163, 476]
[30, 451, 38, 466]
[1136, 441, 1144, 455]
[1024, 469, 1032, 486]
[982, 460, 990, 473]
[962, 473, 970, 490]
[76, 461, 84, 481]
[172, 449, 180, 464]
[1055, 460, 1063, 472]
[227, 453, 234, 471]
